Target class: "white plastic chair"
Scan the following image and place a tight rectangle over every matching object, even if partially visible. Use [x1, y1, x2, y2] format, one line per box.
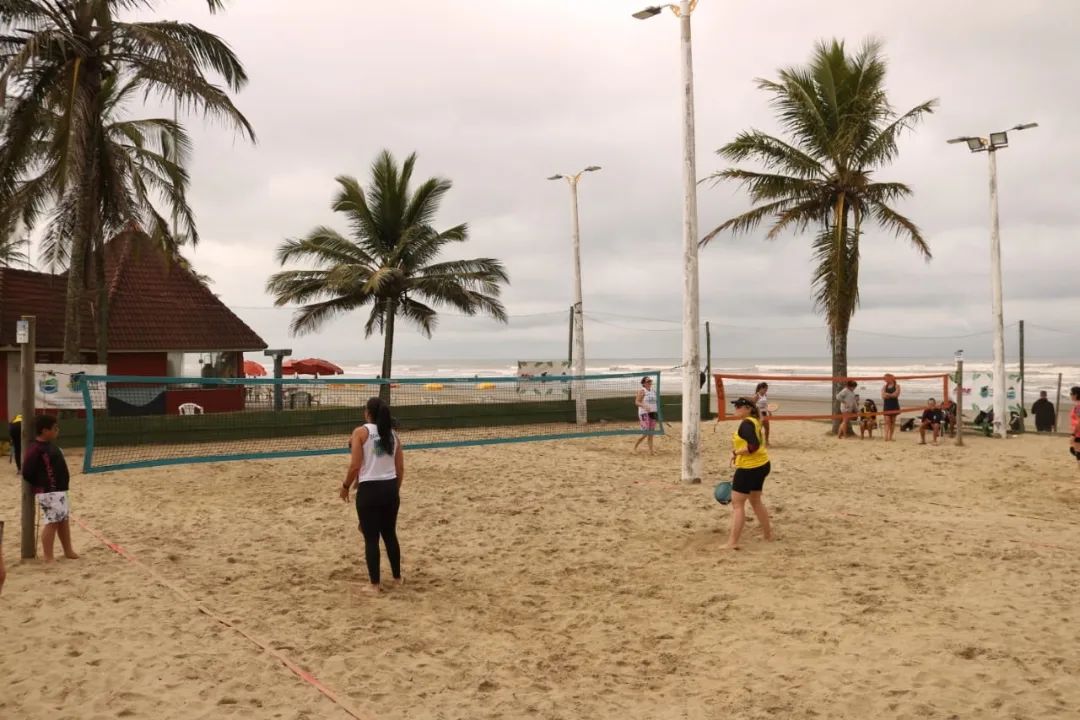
[179, 402, 204, 415]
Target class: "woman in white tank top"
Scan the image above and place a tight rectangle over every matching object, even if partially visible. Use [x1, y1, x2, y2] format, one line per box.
[340, 397, 405, 593]
[634, 376, 659, 455]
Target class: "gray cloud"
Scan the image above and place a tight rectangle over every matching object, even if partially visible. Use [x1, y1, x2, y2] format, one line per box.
[72, 0, 1080, 367]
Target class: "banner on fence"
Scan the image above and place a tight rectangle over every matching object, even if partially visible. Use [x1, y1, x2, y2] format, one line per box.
[516, 360, 571, 398]
[35, 364, 107, 409]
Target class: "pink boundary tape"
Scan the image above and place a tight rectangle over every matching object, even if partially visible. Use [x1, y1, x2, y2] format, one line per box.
[71, 514, 375, 720]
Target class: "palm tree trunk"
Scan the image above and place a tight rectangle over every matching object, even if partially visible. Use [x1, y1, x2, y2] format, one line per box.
[62, 251, 85, 363]
[831, 325, 850, 432]
[63, 63, 103, 363]
[94, 234, 109, 364]
[379, 299, 397, 402]
[63, 181, 96, 363]
[830, 194, 848, 432]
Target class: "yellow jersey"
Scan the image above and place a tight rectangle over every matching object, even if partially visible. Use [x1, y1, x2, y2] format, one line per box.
[732, 417, 769, 469]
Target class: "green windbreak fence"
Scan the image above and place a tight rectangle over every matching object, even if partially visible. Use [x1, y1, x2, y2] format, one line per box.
[77, 372, 667, 473]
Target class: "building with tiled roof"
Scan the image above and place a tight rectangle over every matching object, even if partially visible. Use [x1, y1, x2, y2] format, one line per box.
[1, 231, 266, 418]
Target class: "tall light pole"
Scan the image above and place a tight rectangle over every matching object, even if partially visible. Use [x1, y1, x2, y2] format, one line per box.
[633, 0, 702, 484]
[548, 165, 601, 424]
[947, 122, 1037, 439]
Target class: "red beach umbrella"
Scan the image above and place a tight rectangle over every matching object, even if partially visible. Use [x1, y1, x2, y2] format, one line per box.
[243, 360, 267, 377]
[290, 358, 344, 376]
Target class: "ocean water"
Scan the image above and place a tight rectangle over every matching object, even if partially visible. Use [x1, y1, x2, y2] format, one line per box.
[331, 356, 1076, 386]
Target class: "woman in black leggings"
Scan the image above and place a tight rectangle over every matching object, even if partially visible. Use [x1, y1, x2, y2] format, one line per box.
[340, 397, 405, 593]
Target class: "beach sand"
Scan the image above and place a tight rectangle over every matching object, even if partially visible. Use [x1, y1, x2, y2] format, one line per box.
[3, 421, 1079, 719]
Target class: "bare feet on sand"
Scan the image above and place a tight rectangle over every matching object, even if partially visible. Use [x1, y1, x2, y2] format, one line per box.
[64, 551, 79, 560]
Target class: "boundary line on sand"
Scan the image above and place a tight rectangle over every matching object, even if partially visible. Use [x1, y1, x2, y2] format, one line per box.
[71, 514, 375, 720]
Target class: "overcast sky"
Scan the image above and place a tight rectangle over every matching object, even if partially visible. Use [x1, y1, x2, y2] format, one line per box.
[84, 0, 1080, 364]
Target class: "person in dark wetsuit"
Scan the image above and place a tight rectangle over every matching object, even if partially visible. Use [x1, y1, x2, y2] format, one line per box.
[881, 373, 901, 442]
[1031, 391, 1055, 433]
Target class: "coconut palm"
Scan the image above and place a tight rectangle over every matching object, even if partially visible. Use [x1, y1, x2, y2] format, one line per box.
[4, 73, 201, 358]
[268, 150, 510, 390]
[0, 228, 30, 267]
[0, 0, 253, 361]
[702, 39, 936, 419]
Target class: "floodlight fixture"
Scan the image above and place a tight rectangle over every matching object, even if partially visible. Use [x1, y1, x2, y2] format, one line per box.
[989, 131, 1009, 149]
[966, 137, 987, 153]
[1011, 122, 1038, 131]
[632, 6, 665, 19]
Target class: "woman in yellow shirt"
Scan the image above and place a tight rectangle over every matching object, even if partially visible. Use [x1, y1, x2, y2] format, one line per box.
[725, 397, 773, 550]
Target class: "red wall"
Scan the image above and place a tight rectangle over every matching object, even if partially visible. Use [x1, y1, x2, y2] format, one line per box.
[165, 386, 245, 414]
[108, 352, 168, 376]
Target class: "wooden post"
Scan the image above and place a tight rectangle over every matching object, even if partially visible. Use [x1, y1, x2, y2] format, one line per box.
[1054, 372, 1063, 434]
[1018, 319, 1025, 433]
[705, 321, 712, 419]
[955, 352, 964, 447]
[19, 315, 36, 559]
[263, 348, 292, 412]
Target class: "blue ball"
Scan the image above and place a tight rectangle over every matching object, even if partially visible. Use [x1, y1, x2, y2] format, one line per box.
[713, 481, 732, 505]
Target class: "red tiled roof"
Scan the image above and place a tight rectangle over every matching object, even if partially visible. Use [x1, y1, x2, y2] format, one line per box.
[0, 232, 266, 352]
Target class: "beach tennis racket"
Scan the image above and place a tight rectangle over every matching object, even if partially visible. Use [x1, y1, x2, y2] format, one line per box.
[767, 403, 779, 412]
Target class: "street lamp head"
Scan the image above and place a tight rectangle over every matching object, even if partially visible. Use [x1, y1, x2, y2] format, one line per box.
[547, 174, 564, 181]
[583, 165, 602, 173]
[966, 137, 988, 153]
[1012, 122, 1038, 131]
[989, 131, 1009, 149]
[632, 5, 665, 19]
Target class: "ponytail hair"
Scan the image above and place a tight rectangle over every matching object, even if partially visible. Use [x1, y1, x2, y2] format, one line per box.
[365, 397, 395, 456]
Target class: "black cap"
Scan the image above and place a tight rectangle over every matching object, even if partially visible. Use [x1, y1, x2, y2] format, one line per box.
[731, 397, 754, 409]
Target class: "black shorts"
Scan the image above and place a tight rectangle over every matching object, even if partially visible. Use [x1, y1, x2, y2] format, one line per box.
[883, 398, 900, 413]
[732, 462, 771, 494]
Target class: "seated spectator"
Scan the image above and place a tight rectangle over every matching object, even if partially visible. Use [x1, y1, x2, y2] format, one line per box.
[860, 398, 878, 439]
[940, 398, 958, 437]
[920, 398, 944, 445]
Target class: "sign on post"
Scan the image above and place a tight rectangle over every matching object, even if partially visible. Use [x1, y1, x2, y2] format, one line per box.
[16, 320, 29, 344]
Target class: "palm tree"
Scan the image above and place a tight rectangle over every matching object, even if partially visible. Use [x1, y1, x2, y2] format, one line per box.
[0, 0, 254, 362]
[5, 73, 201, 359]
[0, 228, 30, 267]
[702, 39, 936, 419]
[268, 150, 510, 392]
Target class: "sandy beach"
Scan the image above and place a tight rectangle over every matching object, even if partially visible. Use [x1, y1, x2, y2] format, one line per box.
[3, 421, 1079, 719]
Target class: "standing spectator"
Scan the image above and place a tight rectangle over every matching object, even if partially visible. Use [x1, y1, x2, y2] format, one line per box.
[1031, 391, 1056, 433]
[881, 374, 902, 441]
[1070, 387, 1080, 467]
[836, 380, 859, 439]
[22, 415, 78, 563]
[8, 414, 21, 473]
[754, 382, 771, 447]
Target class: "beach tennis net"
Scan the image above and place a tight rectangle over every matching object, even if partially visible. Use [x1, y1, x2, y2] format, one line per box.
[76, 372, 664, 473]
[713, 372, 952, 422]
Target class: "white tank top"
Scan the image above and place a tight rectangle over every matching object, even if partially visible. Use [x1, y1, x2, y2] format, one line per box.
[359, 423, 398, 482]
[640, 388, 658, 414]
